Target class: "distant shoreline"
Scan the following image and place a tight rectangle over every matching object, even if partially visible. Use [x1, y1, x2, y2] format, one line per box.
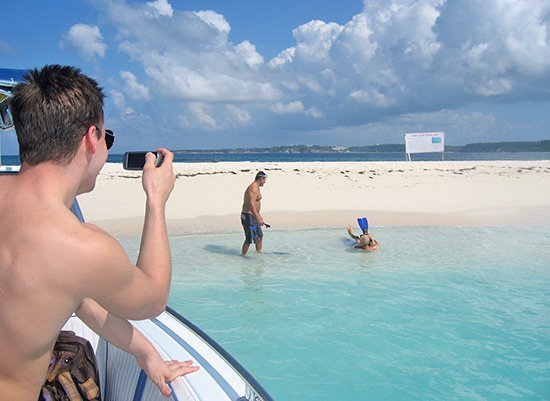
[2, 140, 549, 166]
[169, 139, 550, 154]
[3, 150, 550, 167]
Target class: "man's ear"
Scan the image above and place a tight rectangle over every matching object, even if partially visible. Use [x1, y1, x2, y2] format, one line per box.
[83, 125, 99, 154]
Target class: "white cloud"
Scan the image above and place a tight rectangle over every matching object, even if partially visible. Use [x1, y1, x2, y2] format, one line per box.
[500, 1, 550, 74]
[234, 41, 264, 70]
[476, 79, 513, 97]
[271, 101, 305, 114]
[194, 10, 230, 34]
[63, 24, 106, 60]
[305, 106, 323, 119]
[348, 89, 395, 107]
[268, 47, 296, 68]
[188, 102, 218, 129]
[292, 20, 344, 63]
[89, 0, 550, 144]
[332, 13, 377, 64]
[147, 0, 173, 17]
[177, 103, 253, 130]
[227, 105, 252, 126]
[110, 90, 135, 115]
[119, 71, 151, 101]
[105, 3, 276, 103]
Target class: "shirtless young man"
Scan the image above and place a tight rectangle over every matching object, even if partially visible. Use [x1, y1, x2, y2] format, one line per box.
[240, 171, 267, 255]
[0, 65, 197, 401]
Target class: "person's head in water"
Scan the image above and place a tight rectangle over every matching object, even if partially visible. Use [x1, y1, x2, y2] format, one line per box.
[358, 235, 370, 248]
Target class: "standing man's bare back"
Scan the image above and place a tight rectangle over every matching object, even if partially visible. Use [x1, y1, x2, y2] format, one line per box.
[0, 65, 197, 401]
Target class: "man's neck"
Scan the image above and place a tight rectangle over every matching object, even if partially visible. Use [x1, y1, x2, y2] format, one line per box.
[18, 161, 81, 209]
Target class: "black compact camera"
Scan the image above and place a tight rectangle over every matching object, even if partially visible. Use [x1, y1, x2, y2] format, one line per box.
[123, 151, 164, 170]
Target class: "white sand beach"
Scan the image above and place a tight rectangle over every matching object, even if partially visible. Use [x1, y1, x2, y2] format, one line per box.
[77, 160, 550, 236]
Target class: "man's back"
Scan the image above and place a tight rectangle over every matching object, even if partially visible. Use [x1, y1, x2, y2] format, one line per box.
[0, 174, 86, 400]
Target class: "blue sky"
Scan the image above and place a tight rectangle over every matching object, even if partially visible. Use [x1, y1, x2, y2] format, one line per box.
[2, 0, 550, 153]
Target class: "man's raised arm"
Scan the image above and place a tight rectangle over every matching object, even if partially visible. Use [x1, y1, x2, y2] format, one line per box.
[136, 149, 176, 310]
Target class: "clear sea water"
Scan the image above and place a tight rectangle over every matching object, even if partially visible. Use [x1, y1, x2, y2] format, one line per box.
[118, 226, 550, 401]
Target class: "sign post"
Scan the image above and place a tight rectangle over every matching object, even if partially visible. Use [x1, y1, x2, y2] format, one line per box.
[404, 132, 445, 161]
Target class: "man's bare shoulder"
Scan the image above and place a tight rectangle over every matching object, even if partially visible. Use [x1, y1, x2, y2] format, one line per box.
[1, 195, 127, 285]
[77, 222, 129, 261]
[55, 219, 129, 272]
[245, 181, 259, 195]
[16, 200, 118, 249]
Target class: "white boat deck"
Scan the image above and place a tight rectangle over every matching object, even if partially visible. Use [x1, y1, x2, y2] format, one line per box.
[63, 309, 273, 401]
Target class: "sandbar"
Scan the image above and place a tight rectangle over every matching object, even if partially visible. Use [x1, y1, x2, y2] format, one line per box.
[76, 160, 550, 236]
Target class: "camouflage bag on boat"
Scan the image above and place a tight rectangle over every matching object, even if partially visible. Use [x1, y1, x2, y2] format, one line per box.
[39, 330, 101, 401]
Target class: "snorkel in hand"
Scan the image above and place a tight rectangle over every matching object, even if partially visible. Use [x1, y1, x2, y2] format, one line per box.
[357, 217, 369, 235]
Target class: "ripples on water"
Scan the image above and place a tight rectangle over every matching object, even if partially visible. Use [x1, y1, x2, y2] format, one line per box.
[120, 226, 550, 401]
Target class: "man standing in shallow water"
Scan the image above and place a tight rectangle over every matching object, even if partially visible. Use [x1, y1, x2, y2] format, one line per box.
[241, 171, 268, 255]
[0, 65, 197, 401]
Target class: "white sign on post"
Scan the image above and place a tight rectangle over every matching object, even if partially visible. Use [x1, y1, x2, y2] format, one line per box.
[404, 132, 445, 160]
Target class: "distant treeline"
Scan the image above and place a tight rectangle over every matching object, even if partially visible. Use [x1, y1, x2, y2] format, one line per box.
[174, 139, 550, 154]
[351, 139, 550, 153]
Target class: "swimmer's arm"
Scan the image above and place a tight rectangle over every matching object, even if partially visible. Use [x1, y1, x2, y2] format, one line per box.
[347, 226, 359, 240]
[76, 298, 199, 396]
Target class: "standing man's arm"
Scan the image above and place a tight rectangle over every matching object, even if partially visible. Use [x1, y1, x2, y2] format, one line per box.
[76, 298, 199, 397]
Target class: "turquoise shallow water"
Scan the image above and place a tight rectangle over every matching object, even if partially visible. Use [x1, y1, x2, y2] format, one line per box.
[120, 226, 550, 401]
